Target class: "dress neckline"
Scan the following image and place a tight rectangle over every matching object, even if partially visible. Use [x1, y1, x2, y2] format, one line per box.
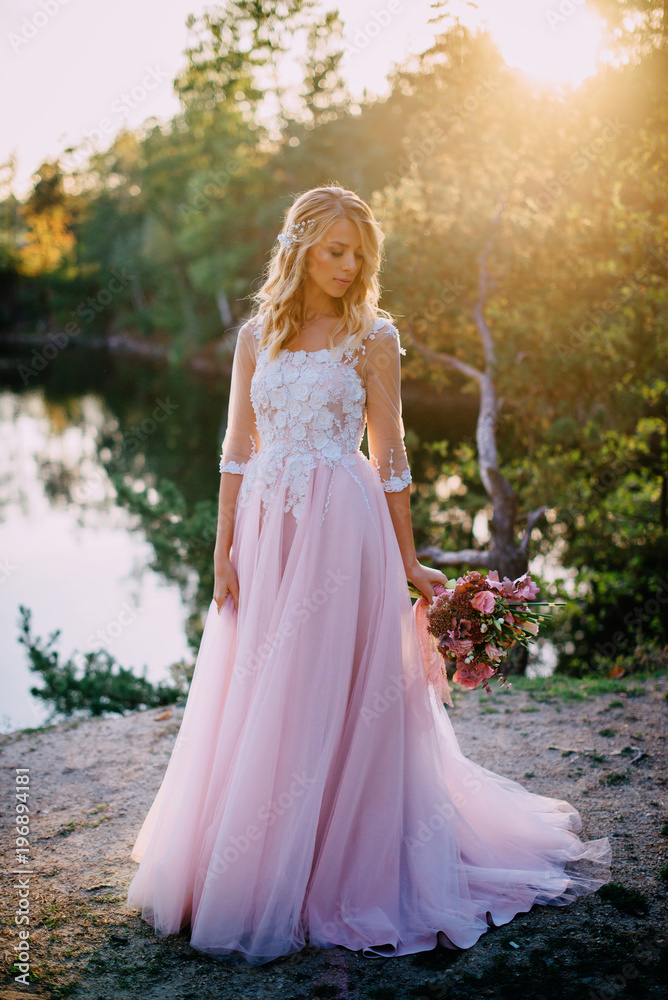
[281, 347, 335, 358]
[256, 318, 387, 360]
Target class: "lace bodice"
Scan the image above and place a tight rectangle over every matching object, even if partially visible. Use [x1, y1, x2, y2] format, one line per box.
[219, 315, 412, 519]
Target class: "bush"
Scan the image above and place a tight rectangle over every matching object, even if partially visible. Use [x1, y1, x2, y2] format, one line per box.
[558, 639, 668, 680]
[17, 605, 184, 723]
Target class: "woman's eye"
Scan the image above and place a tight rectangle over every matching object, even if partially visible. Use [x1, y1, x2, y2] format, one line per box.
[332, 252, 342, 257]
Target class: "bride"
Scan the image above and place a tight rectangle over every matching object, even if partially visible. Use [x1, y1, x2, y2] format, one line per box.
[126, 184, 611, 966]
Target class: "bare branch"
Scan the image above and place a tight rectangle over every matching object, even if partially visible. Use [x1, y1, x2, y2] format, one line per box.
[519, 506, 549, 554]
[403, 324, 483, 384]
[416, 545, 492, 568]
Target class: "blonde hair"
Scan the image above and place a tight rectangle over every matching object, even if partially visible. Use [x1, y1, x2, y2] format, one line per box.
[248, 185, 394, 363]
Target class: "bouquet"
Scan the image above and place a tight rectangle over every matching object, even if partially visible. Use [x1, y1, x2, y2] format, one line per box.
[420, 569, 549, 700]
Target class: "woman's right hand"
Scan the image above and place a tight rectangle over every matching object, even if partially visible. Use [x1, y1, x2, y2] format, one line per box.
[213, 558, 239, 613]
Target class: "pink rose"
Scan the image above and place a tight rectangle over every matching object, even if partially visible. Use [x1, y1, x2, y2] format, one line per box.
[471, 590, 496, 614]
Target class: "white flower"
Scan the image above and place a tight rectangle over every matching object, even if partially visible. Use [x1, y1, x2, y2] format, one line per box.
[291, 423, 307, 440]
[321, 439, 341, 461]
[342, 384, 365, 412]
[309, 387, 327, 408]
[300, 403, 313, 422]
[313, 428, 329, 450]
[268, 387, 287, 409]
[315, 408, 334, 429]
[284, 366, 299, 384]
[303, 367, 320, 385]
[274, 409, 287, 428]
[289, 382, 310, 401]
[288, 396, 303, 418]
[255, 388, 269, 409]
[265, 368, 283, 390]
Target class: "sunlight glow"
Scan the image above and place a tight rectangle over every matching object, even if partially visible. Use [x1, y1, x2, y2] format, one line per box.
[468, 0, 604, 86]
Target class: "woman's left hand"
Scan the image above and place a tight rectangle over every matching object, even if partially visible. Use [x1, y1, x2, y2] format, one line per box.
[406, 561, 450, 603]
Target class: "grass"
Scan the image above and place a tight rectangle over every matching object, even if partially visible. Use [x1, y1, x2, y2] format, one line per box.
[598, 728, 616, 737]
[510, 672, 661, 703]
[603, 771, 630, 785]
[597, 882, 649, 914]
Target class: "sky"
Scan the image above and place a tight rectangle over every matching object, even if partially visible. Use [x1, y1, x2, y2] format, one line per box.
[1, 0, 605, 199]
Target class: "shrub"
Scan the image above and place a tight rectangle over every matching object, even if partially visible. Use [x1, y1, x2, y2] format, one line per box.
[17, 605, 183, 723]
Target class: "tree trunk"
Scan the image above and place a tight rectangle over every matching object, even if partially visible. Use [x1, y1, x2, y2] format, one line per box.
[405, 201, 547, 583]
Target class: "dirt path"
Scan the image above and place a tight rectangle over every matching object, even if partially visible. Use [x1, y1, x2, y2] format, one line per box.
[1, 675, 666, 1000]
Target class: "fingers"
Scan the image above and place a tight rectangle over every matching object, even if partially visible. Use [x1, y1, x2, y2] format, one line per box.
[214, 583, 230, 614]
[213, 576, 239, 613]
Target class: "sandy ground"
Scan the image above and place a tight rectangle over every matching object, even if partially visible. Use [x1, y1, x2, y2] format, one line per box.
[1, 675, 667, 1000]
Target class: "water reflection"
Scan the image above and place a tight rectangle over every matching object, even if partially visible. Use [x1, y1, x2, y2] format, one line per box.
[0, 387, 192, 734]
[0, 335, 561, 733]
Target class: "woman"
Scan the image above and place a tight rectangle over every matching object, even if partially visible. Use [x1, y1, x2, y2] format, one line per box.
[126, 185, 611, 966]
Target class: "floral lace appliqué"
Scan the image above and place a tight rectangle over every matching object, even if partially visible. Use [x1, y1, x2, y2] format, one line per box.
[232, 317, 410, 520]
[219, 434, 257, 474]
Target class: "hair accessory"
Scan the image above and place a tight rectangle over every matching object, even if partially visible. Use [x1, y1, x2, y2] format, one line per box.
[277, 217, 316, 249]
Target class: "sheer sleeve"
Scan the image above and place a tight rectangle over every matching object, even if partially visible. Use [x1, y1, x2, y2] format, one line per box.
[219, 320, 261, 474]
[363, 321, 412, 493]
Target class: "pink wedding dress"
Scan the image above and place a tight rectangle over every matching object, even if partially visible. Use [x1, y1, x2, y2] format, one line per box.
[125, 314, 611, 965]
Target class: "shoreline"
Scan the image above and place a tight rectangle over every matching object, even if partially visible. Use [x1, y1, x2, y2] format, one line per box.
[0, 327, 471, 418]
[0, 328, 234, 378]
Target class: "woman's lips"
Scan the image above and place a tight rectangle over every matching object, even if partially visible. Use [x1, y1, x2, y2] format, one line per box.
[335, 278, 352, 286]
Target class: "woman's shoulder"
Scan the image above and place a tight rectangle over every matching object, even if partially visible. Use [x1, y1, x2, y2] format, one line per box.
[366, 315, 405, 354]
[239, 314, 263, 339]
[234, 314, 265, 351]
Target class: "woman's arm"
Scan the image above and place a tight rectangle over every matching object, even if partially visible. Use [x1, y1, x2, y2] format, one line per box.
[365, 323, 449, 602]
[213, 320, 260, 612]
[384, 487, 449, 602]
[213, 474, 243, 609]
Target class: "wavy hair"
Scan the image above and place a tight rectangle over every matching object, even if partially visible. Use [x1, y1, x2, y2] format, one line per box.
[248, 185, 394, 363]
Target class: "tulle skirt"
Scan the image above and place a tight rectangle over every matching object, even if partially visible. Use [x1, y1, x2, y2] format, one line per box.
[125, 451, 612, 965]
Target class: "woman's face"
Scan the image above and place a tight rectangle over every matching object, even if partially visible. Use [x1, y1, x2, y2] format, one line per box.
[304, 217, 363, 298]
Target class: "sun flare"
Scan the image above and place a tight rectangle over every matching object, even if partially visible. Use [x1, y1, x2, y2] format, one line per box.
[461, 0, 605, 87]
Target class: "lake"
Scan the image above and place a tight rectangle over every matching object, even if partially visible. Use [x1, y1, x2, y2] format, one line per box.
[1, 336, 480, 733]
